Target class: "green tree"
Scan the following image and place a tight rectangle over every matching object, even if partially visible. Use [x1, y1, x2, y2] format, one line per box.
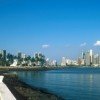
[39, 55, 46, 66]
[0, 54, 2, 65]
[31, 57, 36, 66]
[7, 53, 14, 65]
[0, 54, 2, 59]
[31, 57, 35, 62]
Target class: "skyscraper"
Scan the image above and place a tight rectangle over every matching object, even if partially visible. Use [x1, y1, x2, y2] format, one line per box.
[93, 54, 99, 66]
[0, 50, 6, 61]
[81, 51, 85, 59]
[99, 55, 100, 66]
[90, 49, 93, 65]
[85, 51, 91, 66]
[18, 52, 22, 59]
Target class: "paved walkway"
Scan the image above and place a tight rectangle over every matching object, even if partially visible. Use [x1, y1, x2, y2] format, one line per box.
[0, 82, 16, 100]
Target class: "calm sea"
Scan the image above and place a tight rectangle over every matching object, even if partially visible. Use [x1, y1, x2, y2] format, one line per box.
[16, 67, 100, 100]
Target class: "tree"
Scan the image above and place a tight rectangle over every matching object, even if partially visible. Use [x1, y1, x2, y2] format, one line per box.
[39, 55, 46, 66]
[35, 54, 46, 66]
[24, 56, 31, 62]
[7, 53, 14, 65]
[0, 54, 2, 60]
[0, 54, 2, 65]
[31, 57, 36, 66]
[27, 56, 31, 61]
[0, 53, 7, 66]
[31, 57, 35, 62]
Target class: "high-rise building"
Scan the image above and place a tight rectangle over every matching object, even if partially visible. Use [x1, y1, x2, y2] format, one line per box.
[80, 50, 86, 65]
[81, 51, 85, 59]
[99, 55, 100, 66]
[78, 57, 82, 65]
[0, 50, 6, 61]
[93, 54, 99, 66]
[83, 49, 93, 66]
[90, 49, 93, 64]
[3, 50, 6, 61]
[85, 51, 91, 66]
[18, 52, 22, 59]
[61, 57, 66, 66]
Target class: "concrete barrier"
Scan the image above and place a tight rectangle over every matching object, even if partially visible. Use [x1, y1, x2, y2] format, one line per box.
[0, 92, 3, 100]
[0, 76, 4, 83]
[0, 76, 16, 100]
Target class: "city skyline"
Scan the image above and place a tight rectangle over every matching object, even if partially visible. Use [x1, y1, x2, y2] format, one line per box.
[0, 48, 100, 67]
[0, 0, 100, 60]
[0, 48, 100, 64]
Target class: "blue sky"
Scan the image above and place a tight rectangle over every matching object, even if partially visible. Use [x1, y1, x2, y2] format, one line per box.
[0, 0, 100, 61]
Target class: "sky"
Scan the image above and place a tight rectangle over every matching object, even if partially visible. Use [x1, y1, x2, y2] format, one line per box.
[0, 0, 100, 61]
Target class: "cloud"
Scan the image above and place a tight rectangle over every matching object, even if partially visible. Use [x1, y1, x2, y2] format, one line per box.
[80, 42, 86, 47]
[42, 44, 50, 48]
[94, 41, 100, 46]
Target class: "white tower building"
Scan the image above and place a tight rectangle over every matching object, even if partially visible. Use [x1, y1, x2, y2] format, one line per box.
[90, 49, 93, 64]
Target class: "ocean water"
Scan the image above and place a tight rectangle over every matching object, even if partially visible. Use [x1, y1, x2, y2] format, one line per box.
[16, 68, 100, 100]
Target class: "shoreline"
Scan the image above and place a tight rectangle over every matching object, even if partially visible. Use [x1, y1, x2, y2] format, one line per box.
[0, 66, 68, 72]
[0, 66, 100, 72]
[1, 67, 100, 100]
[3, 74, 64, 100]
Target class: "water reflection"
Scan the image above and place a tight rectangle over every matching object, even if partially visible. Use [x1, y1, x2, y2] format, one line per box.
[17, 68, 100, 100]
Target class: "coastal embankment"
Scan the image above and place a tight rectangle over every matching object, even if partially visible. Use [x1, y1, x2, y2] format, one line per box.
[0, 66, 67, 71]
[2, 73, 64, 100]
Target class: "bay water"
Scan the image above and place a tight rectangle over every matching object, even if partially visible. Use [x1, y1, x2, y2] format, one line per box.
[16, 67, 100, 100]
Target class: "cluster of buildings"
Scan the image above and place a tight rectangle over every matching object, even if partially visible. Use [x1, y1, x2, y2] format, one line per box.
[61, 49, 100, 67]
[46, 58, 57, 66]
[0, 50, 57, 67]
[0, 49, 100, 67]
[0, 50, 46, 67]
[78, 49, 100, 67]
[61, 57, 78, 66]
